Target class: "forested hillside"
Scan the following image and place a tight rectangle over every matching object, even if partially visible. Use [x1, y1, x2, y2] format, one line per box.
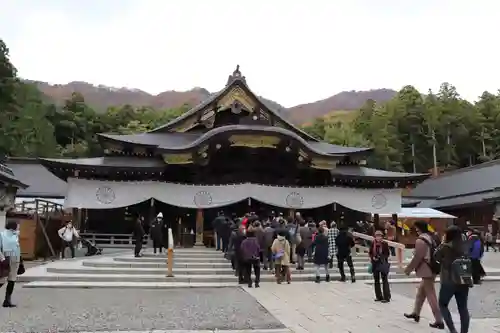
[2, 38, 500, 174]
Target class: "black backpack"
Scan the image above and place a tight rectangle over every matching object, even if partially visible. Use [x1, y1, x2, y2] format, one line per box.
[420, 236, 441, 275]
[444, 244, 473, 286]
[450, 256, 473, 286]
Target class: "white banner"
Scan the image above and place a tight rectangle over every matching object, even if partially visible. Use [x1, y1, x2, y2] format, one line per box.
[64, 178, 401, 214]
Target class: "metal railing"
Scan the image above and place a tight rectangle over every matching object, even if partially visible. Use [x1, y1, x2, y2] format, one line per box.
[79, 233, 149, 248]
[352, 231, 406, 268]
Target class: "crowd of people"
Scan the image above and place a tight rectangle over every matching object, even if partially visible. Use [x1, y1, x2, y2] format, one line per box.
[212, 211, 358, 287]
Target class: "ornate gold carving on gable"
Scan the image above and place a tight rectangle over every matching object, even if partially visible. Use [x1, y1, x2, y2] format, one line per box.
[200, 109, 215, 129]
[218, 86, 256, 112]
[298, 149, 309, 160]
[198, 145, 209, 155]
[311, 158, 338, 170]
[162, 153, 193, 164]
[229, 135, 280, 149]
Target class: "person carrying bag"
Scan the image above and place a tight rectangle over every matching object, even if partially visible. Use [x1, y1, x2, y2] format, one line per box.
[0, 220, 22, 307]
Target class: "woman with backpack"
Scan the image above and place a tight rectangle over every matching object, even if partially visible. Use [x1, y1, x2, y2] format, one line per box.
[403, 220, 444, 329]
[434, 225, 471, 333]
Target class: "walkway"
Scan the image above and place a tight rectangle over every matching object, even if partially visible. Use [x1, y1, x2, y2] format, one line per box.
[246, 282, 500, 333]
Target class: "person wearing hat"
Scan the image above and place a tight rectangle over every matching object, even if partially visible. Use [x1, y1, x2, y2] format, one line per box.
[150, 213, 164, 254]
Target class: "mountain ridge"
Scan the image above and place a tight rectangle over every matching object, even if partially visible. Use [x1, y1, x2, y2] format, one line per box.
[28, 80, 397, 124]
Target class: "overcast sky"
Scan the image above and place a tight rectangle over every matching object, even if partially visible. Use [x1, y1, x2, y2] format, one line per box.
[1, 0, 498, 107]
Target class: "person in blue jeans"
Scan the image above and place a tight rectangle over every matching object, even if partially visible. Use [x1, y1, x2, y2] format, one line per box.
[434, 226, 471, 333]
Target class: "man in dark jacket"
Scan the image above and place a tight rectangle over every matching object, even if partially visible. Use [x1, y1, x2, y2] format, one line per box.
[150, 213, 163, 254]
[212, 211, 226, 251]
[229, 225, 247, 283]
[336, 226, 356, 282]
[133, 215, 145, 257]
[219, 217, 232, 253]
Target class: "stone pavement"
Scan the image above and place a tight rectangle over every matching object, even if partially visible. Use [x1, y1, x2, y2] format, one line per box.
[246, 282, 500, 333]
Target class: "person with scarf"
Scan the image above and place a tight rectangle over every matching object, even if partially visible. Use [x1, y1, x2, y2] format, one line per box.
[369, 230, 391, 303]
[0, 220, 21, 307]
[240, 230, 261, 288]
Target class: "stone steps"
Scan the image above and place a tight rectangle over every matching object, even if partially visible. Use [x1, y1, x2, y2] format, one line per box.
[19, 271, 410, 283]
[46, 265, 402, 275]
[112, 256, 379, 264]
[21, 248, 500, 289]
[82, 260, 399, 269]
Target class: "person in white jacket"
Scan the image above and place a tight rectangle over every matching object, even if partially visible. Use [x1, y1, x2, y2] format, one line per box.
[58, 221, 79, 259]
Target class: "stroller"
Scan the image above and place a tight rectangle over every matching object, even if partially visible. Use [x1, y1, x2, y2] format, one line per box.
[80, 238, 103, 256]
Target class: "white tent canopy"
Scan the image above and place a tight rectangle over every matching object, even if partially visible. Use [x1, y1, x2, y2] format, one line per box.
[64, 178, 402, 214]
[377, 207, 456, 219]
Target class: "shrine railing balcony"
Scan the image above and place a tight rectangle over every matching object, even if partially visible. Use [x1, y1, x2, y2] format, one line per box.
[79, 233, 149, 248]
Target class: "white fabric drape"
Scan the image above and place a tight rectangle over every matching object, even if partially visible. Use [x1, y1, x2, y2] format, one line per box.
[64, 178, 402, 214]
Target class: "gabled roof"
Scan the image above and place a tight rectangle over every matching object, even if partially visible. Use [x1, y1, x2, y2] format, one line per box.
[409, 159, 500, 209]
[148, 65, 319, 141]
[6, 158, 66, 197]
[99, 125, 373, 157]
[0, 162, 28, 188]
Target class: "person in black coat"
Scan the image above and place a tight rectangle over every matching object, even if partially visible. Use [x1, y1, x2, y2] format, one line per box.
[313, 227, 330, 283]
[369, 230, 391, 302]
[133, 216, 145, 257]
[335, 226, 356, 282]
[150, 214, 163, 254]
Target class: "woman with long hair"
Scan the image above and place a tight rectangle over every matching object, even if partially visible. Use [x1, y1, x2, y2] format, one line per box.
[434, 225, 471, 333]
[0, 220, 22, 307]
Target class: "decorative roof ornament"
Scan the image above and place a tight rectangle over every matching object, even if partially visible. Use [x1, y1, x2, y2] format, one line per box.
[226, 64, 246, 85]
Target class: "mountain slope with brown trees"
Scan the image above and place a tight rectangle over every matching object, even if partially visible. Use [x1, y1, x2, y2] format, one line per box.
[30, 80, 396, 123]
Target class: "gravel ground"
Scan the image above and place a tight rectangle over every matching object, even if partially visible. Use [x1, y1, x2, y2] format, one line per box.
[0, 287, 284, 332]
[390, 282, 500, 319]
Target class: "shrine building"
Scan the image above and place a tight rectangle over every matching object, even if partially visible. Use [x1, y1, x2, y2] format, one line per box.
[38, 66, 430, 245]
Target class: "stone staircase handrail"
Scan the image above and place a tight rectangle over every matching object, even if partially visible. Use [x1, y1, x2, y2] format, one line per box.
[352, 231, 406, 267]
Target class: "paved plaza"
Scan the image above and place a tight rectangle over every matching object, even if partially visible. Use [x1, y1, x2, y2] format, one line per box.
[0, 281, 499, 332]
[2, 249, 500, 332]
[247, 281, 500, 332]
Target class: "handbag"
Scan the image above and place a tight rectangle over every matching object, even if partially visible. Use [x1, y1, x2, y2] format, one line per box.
[367, 262, 373, 274]
[17, 258, 25, 276]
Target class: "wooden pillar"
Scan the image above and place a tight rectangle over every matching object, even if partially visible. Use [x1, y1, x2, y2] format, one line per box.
[195, 208, 204, 246]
